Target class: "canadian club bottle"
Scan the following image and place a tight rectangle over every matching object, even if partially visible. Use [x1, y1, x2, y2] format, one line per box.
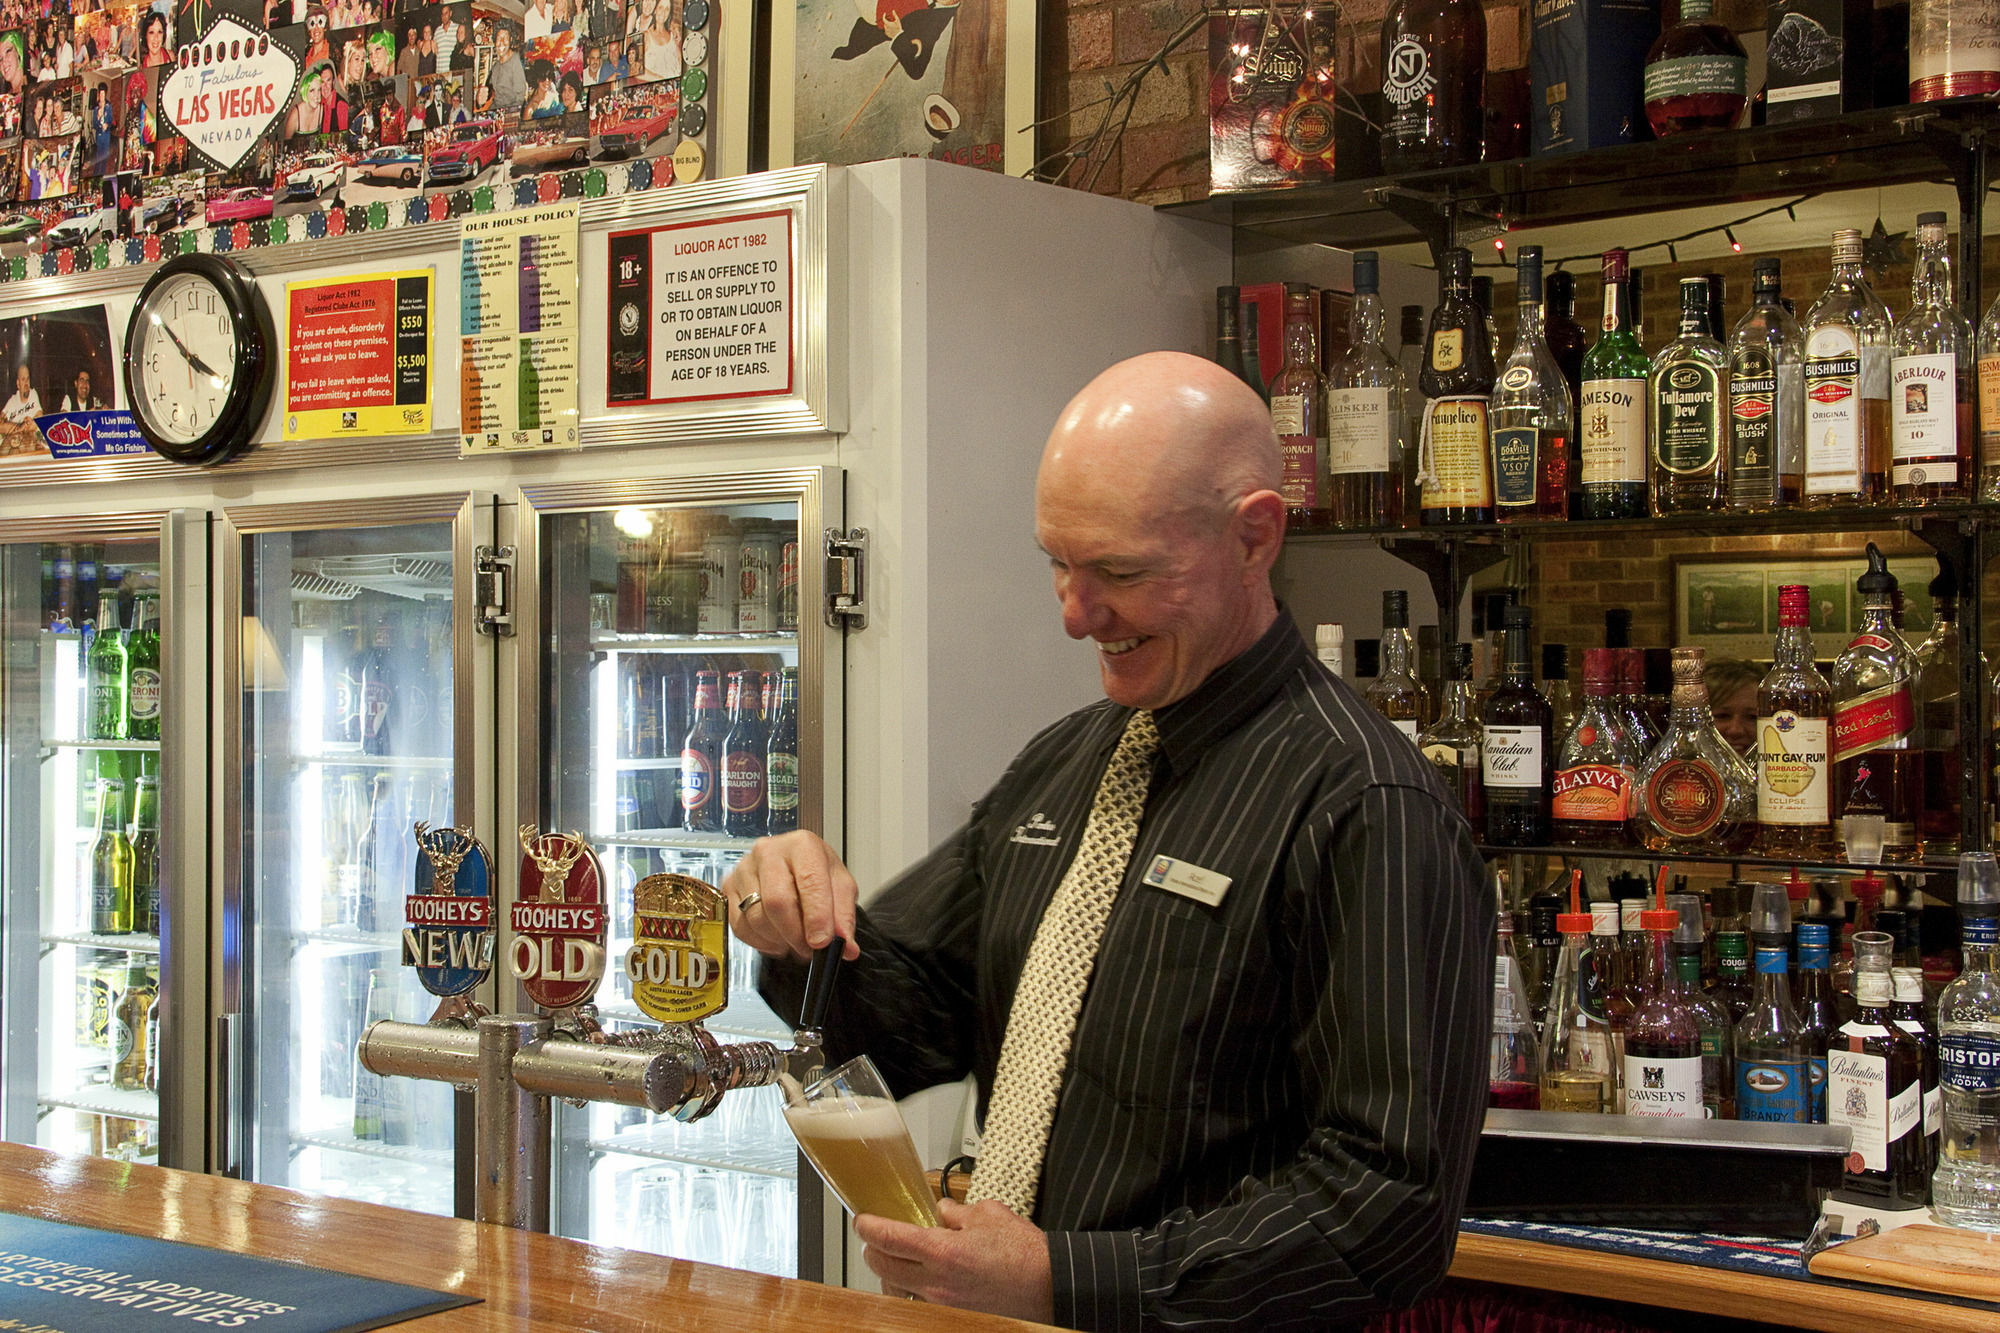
[1634, 646, 1756, 853]
[1832, 545, 1923, 863]
[1641, 0, 1748, 136]
[1481, 606, 1553, 846]
[1804, 229, 1894, 507]
[1271, 284, 1330, 528]
[1366, 589, 1428, 738]
[1728, 258, 1806, 510]
[1326, 252, 1405, 529]
[1579, 249, 1650, 520]
[1890, 211, 1973, 504]
[1753, 584, 1835, 858]
[1419, 643, 1484, 823]
[1418, 249, 1496, 524]
[1830, 930, 1929, 1206]
[679, 668, 726, 832]
[1378, 0, 1485, 172]
[1552, 648, 1641, 848]
[1490, 245, 1572, 522]
[1648, 277, 1728, 514]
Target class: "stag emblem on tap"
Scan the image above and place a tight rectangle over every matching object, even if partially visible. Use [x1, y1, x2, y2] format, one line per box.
[402, 822, 495, 1002]
[513, 825, 608, 1012]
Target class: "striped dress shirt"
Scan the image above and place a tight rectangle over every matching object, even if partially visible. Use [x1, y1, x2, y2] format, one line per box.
[763, 613, 1494, 1331]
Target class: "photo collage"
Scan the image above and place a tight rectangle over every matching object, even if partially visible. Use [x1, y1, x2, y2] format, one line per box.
[0, 0, 712, 257]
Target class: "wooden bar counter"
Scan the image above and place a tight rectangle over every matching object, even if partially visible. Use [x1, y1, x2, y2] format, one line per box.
[0, 1143, 1059, 1332]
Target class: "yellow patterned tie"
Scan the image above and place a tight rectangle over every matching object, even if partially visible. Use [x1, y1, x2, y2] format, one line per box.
[968, 709, 1159, 1218]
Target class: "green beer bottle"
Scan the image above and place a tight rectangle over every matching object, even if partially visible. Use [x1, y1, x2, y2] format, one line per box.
[86, 593, 126, 740]
[129, 774, 160, 936]
[89, 778, 134, 935]
[125, 591, 161, 742]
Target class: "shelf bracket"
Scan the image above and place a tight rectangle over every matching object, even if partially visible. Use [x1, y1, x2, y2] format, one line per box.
[1377, 534, 1512, 644]
[1370, 190, 1504, 271]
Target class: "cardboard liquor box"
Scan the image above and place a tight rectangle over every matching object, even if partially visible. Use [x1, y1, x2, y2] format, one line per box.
[1528, 0, 1658, 156]
[1209, 5, 1341, 193]
[1764, 0, 1872, 123]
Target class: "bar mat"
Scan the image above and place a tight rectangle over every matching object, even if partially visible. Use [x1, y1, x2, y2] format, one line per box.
[0, 1211, 477, 1332]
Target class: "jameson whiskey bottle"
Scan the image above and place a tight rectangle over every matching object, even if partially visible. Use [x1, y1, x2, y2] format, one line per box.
[1891, 211, 1973, 504]
[1552, 648, 1641, 849]
[1832, 545, 1923, 863]
[1831, 931, 1929, 1207]
[1634, 646, 1756, 853]
[1419, 249, 1496, 524]
[1804, 229, 1893, 508]
[1648, 277, 1728, 514]
[1272, 284, 1330, 528]
[1367, 589, 1429, 738]
[1490, 245, 1572, 522]
[1419, 643, 1484, 823]
[1579, 249, 1650, 520]
[1641, 0, 1748, 136]
[1378, 0, 1486, 171]
[1728, 258, 1806, 510]
[1482, 606, 1553, 846]
[1753, 584, 1835, 858]
[1326, 252, 1405, 529]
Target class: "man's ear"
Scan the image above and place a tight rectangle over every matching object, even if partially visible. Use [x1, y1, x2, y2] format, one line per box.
[1235, 488, 1285, 576]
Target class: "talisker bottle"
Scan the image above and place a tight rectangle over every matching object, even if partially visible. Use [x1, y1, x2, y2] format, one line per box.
[1831, 545, 1922, 863]
[1419, 249, 1496, 524]
[679, 669, 726, 832]
[1481, 606, 1552, 846]
[1378, 0, 1485, 171]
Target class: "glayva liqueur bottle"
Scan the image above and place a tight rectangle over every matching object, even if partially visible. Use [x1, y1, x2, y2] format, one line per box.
[1552, 648, 1641, 849]
[1831, 545, 1923, 863]
[1418, 249, 1496, 524]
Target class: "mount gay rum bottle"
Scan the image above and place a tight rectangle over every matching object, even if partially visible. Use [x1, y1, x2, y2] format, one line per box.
[1753, 584, 1836, 859]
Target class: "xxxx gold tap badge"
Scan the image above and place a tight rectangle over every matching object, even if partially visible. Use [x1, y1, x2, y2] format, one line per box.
[626, 873, 729, 1024]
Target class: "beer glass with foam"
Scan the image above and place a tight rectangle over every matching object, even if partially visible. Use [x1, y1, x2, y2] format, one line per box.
[781, 1055, 938, 1227]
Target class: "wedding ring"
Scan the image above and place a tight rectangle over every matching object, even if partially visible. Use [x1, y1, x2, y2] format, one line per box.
[737, 891, 763, 914]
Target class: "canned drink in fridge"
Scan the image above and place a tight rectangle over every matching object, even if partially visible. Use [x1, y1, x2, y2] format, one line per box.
[697, 531, 740, 634]
[777, 540, 799, 632]
[738, 534, 781, 633]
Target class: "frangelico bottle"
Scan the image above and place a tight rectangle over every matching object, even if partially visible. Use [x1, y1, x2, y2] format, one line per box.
[1482, 606, 1553, 846]
[1419, 249, 1496, 524]
[1379, 0, 1486, 171]
[1728, 258, 1805, 510]
[1649, 277, 1728, 514]
[1804, 228, 1893, 507]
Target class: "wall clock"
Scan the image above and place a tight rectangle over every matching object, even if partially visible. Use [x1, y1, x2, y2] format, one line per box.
[122, 254, 277, 466]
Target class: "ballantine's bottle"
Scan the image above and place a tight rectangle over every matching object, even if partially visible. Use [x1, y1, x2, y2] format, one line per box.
[1752, 584, 1834, 858]
[1830, 930, 1929, 1207]
[1831, 545, 1923, 863]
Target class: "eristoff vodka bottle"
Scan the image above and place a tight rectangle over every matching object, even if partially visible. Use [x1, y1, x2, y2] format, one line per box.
[1934, 851, 2000, 1228]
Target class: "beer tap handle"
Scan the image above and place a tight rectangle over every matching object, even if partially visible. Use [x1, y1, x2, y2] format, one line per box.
[800, 936, 844, 1034]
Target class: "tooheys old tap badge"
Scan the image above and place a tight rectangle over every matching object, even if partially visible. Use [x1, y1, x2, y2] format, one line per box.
[513, 825, 607, 1011]
[627, 874, 729, 1024]
[402, 823, 495, 997]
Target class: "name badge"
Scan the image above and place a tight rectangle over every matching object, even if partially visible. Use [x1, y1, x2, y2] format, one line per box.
[1141, 855, 1231, 908]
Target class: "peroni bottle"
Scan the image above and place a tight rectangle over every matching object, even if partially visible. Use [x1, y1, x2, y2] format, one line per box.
[125, 591, 161, 742]
[1481, 605, 1552, 846]
[86, 592, 126, 741]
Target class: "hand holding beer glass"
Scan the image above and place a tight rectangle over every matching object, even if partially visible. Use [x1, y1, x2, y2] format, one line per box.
[782, 1055, 939, 1228]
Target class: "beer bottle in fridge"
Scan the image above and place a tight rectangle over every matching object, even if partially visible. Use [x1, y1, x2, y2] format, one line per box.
[89, 778, 134, 935]
[657, 657, 690, 829]
[87, 593, 127, 740]
[112, 965, 153, 1091]
[679, 669, 726, 832]
[766, 667, 800, 835]
[126, 591, 161, 741]
[129, 774, 160, 935]
[51, 543, 76, 629]
[359, 616, 397, 756]
[722, 669, 768, 837]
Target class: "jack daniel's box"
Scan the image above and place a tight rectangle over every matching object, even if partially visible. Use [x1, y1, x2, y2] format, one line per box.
[1764, 0, 1871, 123]
[1209, 5, 1340, 192]
[1529, 0, 1657, 155]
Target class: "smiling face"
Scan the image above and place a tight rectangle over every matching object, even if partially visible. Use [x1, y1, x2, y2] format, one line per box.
[14, 365, 29, 395]
[71, 368, 88, 401]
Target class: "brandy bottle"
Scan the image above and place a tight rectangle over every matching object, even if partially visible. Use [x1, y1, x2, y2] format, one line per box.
[1418, 248, 1497, 524]
[1634, 646, 1755, 853]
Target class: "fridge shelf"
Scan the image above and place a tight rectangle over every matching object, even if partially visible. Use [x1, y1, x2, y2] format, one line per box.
[614, 756, 681, 770]
[43, 737, 162, 754]
[594, 829, 758, 852]
[293, 925, 402, 952]
[588, 1121, 799, 1178]
[591, 633, 799, 654]
[291, 1128, 454, 1167]
[294, 750, 453, 771]
[43, 930, 161, 955]
[39, 1085, 159, 1122]
[300, 554, 453, 601]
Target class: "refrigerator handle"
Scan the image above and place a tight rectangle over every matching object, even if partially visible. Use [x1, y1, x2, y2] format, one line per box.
[217, 1012, 241, 1178]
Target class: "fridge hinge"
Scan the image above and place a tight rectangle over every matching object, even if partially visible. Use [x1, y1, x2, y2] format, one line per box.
[824, 528, 867, 630]
[476, 545, 516, 637]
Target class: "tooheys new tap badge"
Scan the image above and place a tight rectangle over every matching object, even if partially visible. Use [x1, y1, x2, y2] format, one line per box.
[513, 826, 607, 1011]
[626, 874, 729, 1025]
[403, 823, 496, 996]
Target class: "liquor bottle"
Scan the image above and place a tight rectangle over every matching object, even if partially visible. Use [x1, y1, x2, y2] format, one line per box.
[1795, 918, 1840, 1122]
[1378, 0, 1485, 171]
[1832, 545, 1923, 863]
[1419, 643, 1485, 823]
[358, 616, 397, 757]
[1932, 851, 2000, 1227]
[52, 543, 76, 629]
[77, 547, 100, 634]
[1728, 258, 1806, 510]
[1648, 276, 1729, 514]
[1977, 279, 2000, 501]
[679, 668, 726, 832]
[1491, 912, 1542, 1108]
[1578, 249, 1650, 520]
[1241, 302, 1267, 400]
[766, 667, 800, 836]
[1271, 284, 1330, 529]
[1539, 644, 1578, 743]
[1524, 889, 1563, 1032]
[1326, 253, 1405, 530]
[1909, 0, 2000, 101]
[721, 670, 769, 838]
[111, 965, 153, 1093]
[1418, 250, 1497, 524]
[1892, 964, 1943, 1172]
[1316, 623, 1345, 678]
[1397, 304, 1426, 508]
[1804, 229, 1894, 508]
[1642, 0, 1747, 136]
[1635, 646, 1756, 853]
[1367, 590, 1428, 739]
[1831, 930, 1930, 1207]
[1481, 606, 1553, 846]
[1736, 884, 1812, 1122]
[125, 591, 161, 743]
[354, 772, 388, 935]
[1891, 211, 1973, 503]
[1473, 276, 1498, 351]
[1541, 874, 1617, 1113]
[1617, 892, 1655, 1015]
[1552, 647, 1640, 849]
[88, 778, 133, 936]
[1671, 892, 1736, 1120]
[1623, 891, 1705, 1119]
[129, 774, 159, 937]
[1752, 583, 1836, 858]
[1703, 274, 1728, 340]
[1710, 893, 1755, 1024]
[1584, 898, 1634, 1102]
[1490, 246, 1572, 522]
[86, 592, 126, 741]
[1543, 270, 1587, 420]
[1916, 568, 1978, 856]
[1214, 286, 1253, 390]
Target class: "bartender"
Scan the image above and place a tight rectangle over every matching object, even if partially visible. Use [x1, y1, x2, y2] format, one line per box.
[728, 351, 1492, 1330]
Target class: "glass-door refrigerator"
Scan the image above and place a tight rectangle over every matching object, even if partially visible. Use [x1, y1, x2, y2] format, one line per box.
[0, 512, 204, 1170]
[221, 494, 487, 1216]
[515, 468, 838, 1279]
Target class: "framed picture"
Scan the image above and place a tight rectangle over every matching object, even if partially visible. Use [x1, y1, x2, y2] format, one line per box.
[1672, 551, 1938, 661]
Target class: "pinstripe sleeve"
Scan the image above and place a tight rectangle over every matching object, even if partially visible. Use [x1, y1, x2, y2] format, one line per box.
[1045, 780, 1493, 1332]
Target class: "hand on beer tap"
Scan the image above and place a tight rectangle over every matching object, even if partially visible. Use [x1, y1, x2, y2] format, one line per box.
[855, 1199, 1053, 1323]
[722, 831, 861, 964]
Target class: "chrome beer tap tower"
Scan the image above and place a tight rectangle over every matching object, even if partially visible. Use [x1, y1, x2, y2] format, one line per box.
[357, 823, 840, 1232]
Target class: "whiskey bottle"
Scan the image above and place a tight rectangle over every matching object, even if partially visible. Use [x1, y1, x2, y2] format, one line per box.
[1977, 280, 2000, 501]
[1418, 248, 1496, 524]
[1671, 893, 1738, 1120]
[1727, 258, 1806, 510]
[1490, 245, 1572, 522]
[1634, 646, 1755, 853]
[1579, 249, 1650, 520]
[1891, 965, 1943, 1173]
[1909, 0, 2000, 101]
[1419, 643, 1485, 823]
[1367, 589, 1429, 739]
[1541, 642, 1579, 741]
[1736, 884, 1812, 1123]
[1481, 605, 1553, 846]
[1326, 252, 1406, 530]
[1915, 567, 1979, 856]
[1804, 229, 1894, 508]
[1379, 0, 1486, 171]
[1641, 0, 1748, 136]
[1832, 545, 1923, 863]
[1271, 283, 1330, 528]
[1540, 875, 1617, 1113]
[1623, 892, 1706, 1119]
[1704, 274, 1729, 342]
[1891, 211, 1973, 504]
[1648, 277, 1729, 514]
[1552, 647, 1641, 849]
[1931, 851, 2000, 1227]
[1830, 930, 1930, 1207]
[1545, 269, 1587, 515]
[1752, 583, 1836, 859]
[1214, 286, 1254, 390]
